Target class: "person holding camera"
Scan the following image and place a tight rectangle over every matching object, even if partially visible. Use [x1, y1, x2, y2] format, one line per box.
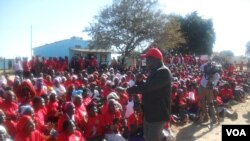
[197, 61, 221, 124]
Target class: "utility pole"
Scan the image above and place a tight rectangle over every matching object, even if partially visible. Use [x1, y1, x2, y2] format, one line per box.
[3, 57, 5, 74]
[31, 25, 33, 59]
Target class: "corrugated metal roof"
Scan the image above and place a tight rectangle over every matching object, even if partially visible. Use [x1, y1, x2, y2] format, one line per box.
[70, 48, 112, 53]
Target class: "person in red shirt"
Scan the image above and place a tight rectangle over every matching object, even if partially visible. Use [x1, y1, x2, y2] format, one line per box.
[23, 58, 31, 79]
[89, 56, 98, 73]
[14, 115, 44, 141]
[70, 75, 81, 89]
[44, 75, 53, 88]
[183, 55, 190, 64]
[127, 102, 143, 141]
[102, 99, 125, 141]
[186, 83, 199, 113]
[173, 55, 180, 65]
[35, 78, 47, 96]
[227, 64, 235, 75]
[47, 93, 61, 123]
[175, 89, 187, 114]
[63, 73, 72, 89]
[98, 75, 107, 90]
[57, 102, 76, 133]
[78, 57, 86, 71]
[164, 55, 172, 65]
[0, 109, 16, 139]
[171, 84, 178, 114]
[116, 87, 129, 117]
[66, 84, 75, 101]
[101, 80, 114, 99]
[16, 81, 36, 106]
[85, 103, 105, 140]
[32, 96, 51, 134]
[0, 90, 18, 121]
[57, 119, 85, 141]
[219, 83, 234, 103]
[72, 95, 87, 131]
[1, 91, 18, 138]
[80, 88, 92, 107]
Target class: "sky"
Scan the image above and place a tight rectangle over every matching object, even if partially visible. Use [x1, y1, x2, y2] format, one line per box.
[0, 0, 250, 59]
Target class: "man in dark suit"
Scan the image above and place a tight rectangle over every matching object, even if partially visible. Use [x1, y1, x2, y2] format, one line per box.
[127, 47, 172, 141]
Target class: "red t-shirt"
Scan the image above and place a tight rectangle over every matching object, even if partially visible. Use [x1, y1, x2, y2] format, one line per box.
[102, 110, 122, 133]
[75, 104, 88, 129]
[119, 93, 129, 106]
[85, 114, 104, 139]
[57, 114, 71, 133]
[219, 88, 233, 101]
[127, 113, 143, 132]
[34, 108, 47, 132]
[15, 130, 43, 141]
[83, 97, 92, 107]
[0, 101, 18, 118]
[35, 88, 46, 96]
[47, 101, 59, 115]
[4, 120, 17, 138]
[171, 92, 177, 104]
[216, 96, 223, 105]
[57, 130, 85, 141]
[101, 87, 114, 99]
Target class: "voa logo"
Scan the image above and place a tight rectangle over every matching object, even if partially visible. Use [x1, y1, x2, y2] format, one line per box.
[226, 129, 246, 136]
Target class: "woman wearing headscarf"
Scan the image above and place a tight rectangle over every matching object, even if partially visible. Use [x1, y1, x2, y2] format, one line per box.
[16, 81, 36, 106]
[57, 102, 75, 133]
[57, 119, 85, 141]
[14, 115, 43, 141]
[72, 94, 87, 131]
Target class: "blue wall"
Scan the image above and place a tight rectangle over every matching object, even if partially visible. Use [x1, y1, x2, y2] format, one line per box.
[0, 59, 13, 70]
[33, 37, 89, 58]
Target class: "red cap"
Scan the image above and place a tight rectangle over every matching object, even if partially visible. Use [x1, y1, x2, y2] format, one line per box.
[141, 48, 163, 60]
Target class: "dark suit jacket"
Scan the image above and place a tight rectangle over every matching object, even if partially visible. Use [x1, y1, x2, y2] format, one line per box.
[127, 64, 172, 122]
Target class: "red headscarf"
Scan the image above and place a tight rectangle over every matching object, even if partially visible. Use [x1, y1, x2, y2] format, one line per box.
[16, 81, 36, 98]
[16, 115, 32, 132]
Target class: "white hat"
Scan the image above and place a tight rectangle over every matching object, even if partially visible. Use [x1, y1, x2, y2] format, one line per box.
[107, 92, 119, 101]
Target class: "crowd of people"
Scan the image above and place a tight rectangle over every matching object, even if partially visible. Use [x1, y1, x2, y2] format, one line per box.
[0, 50, 249, 141]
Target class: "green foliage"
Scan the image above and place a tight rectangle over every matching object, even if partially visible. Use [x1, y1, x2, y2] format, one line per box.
[180, 11, 215, 55]
[154, 14, 186, 51]
[219, 50, 234, 57]
[85, 1, 216, 57]
[245, 41, 250, 56]
[84, 0, 167, 57]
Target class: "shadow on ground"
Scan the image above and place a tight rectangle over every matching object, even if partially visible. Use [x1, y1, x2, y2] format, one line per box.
[242, 111, 250, 123]
[175, 122, 219, 141]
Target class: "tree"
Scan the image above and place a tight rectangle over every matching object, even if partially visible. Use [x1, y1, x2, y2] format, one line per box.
[219, 50, 234, 57]
[180, 11, 215, 55]
[154, 14, 186, 52]
[245, 40, 250, 56]
[84, 0, 167, 58]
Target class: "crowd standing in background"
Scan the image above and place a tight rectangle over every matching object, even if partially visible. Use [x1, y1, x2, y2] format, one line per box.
[0, 49, 249, 141]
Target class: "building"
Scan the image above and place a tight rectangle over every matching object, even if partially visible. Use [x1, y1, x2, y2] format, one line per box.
[33, 37, 112, 65]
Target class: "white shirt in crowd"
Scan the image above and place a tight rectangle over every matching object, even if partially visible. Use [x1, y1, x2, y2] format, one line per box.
[125, 100, 134, 119]
[53, 85, 66, 97]
[12, 60, 23, 71]
[199, 62, 220, 88]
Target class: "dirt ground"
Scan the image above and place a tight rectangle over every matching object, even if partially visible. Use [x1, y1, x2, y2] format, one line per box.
[171, 97, 250, 141]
